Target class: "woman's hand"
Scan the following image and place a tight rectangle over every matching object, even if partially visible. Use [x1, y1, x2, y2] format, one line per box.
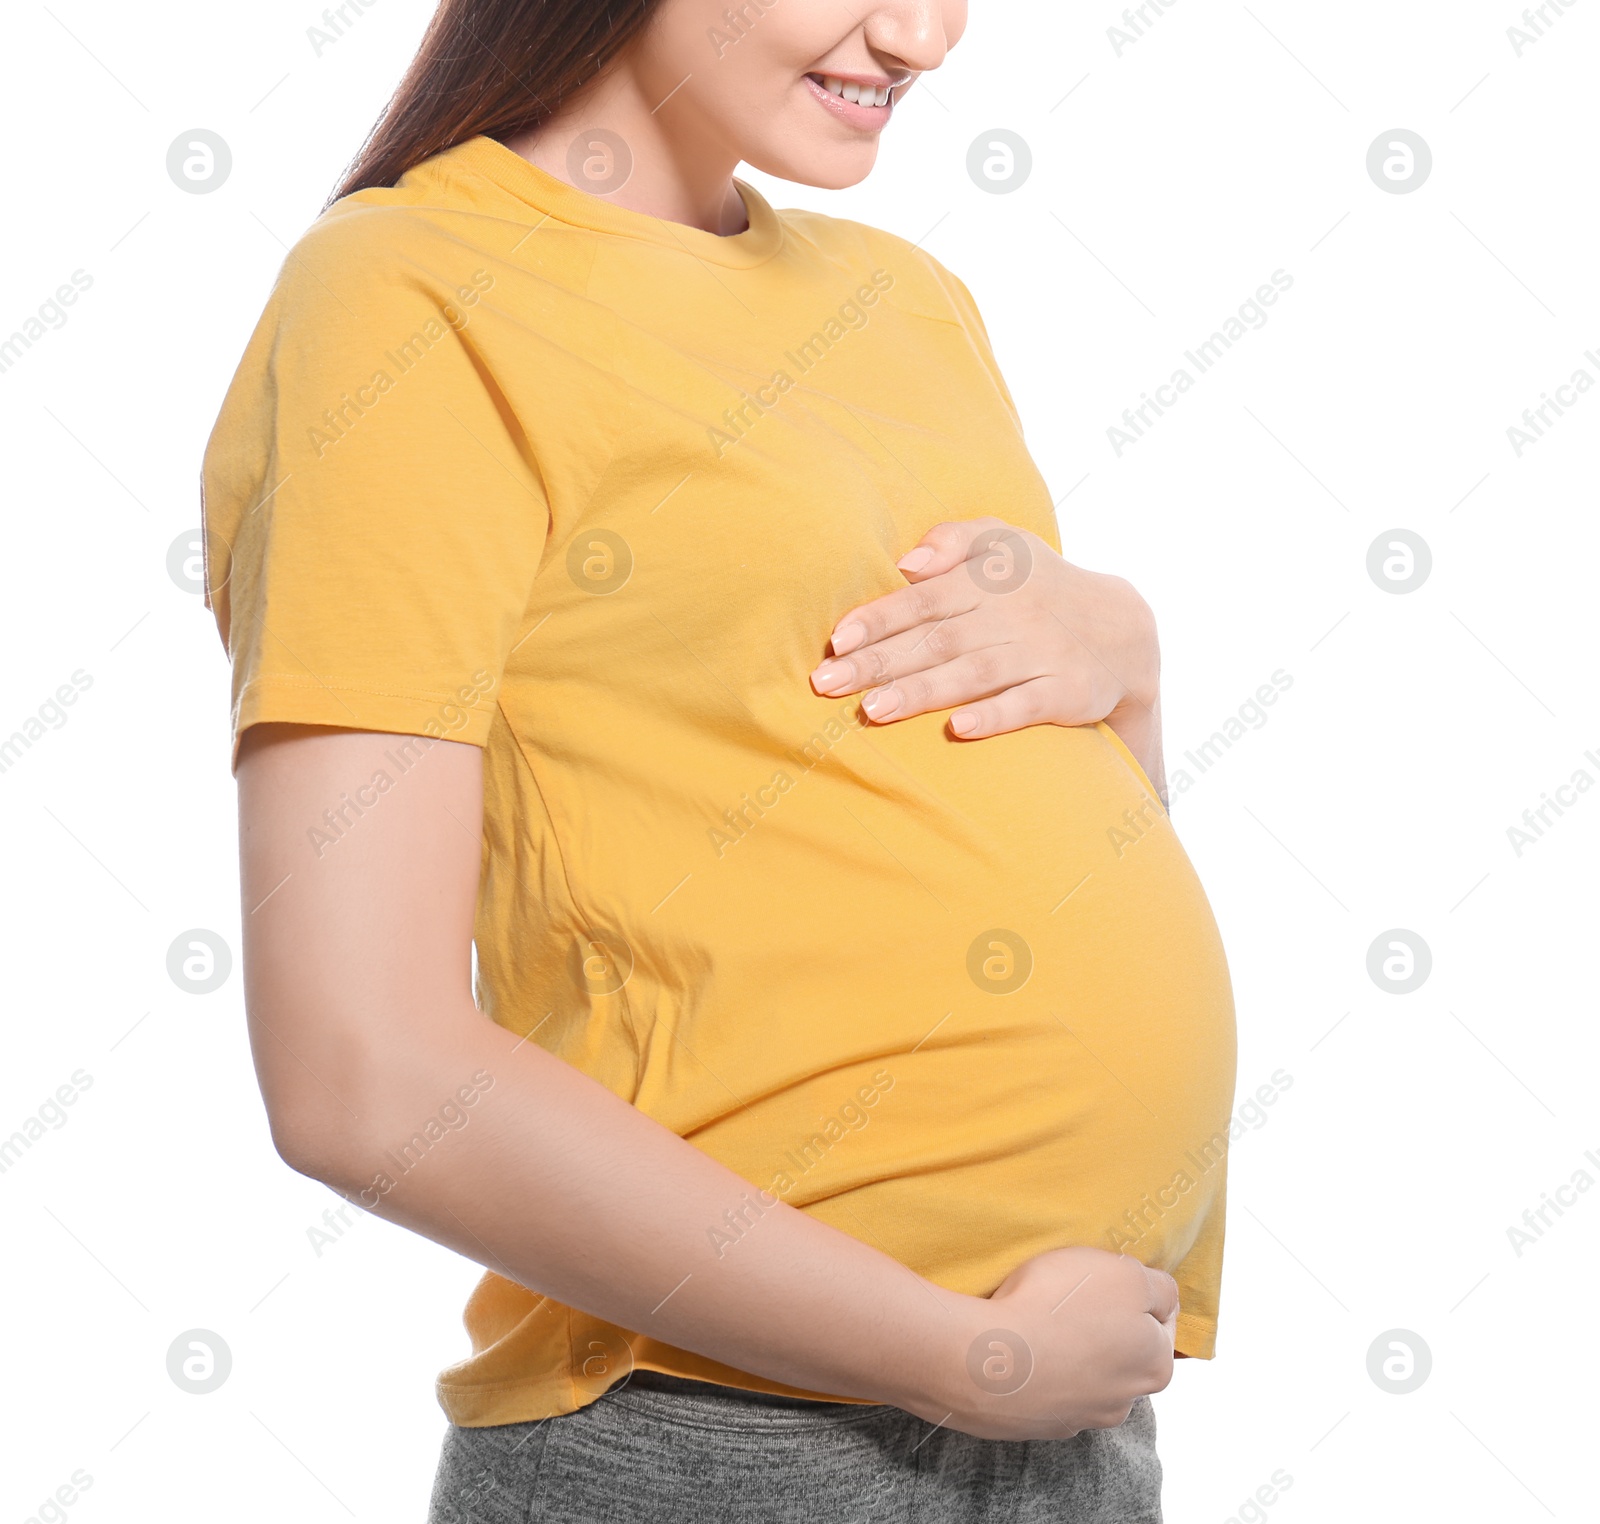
[810, 517, 1166, 798]
[898, 1244, 1180, 1441]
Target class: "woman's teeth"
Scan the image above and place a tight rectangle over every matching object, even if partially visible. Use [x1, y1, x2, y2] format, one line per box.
[817, 76, 893, 107]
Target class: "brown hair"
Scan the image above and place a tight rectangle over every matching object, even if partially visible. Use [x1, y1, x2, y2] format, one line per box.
[329, 0, 662, 206]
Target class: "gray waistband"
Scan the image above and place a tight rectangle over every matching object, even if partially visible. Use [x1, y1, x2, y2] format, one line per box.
[612, 1368, 860, 1412]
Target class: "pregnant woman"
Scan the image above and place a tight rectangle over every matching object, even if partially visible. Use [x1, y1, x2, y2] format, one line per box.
[202, 0, 1237, 1518]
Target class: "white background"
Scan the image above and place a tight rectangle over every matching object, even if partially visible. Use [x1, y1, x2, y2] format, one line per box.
[2, 1, 1596, 1520]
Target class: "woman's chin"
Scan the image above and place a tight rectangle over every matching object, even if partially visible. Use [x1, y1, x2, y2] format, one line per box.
[742, 138, 883, 191]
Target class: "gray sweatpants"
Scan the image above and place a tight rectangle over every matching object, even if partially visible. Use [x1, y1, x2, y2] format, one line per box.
[427, 1371, 1162, 1522]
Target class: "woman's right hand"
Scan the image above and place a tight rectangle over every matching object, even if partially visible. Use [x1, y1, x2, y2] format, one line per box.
[906, 1246, 1179, 1441]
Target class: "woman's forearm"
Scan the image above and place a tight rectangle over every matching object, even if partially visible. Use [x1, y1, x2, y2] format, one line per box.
[241, 724, 964, 1418]
[296, 1000, 968, 1416]
[1105, 687, 1167, 808]
[1096, 573, 1166, 806]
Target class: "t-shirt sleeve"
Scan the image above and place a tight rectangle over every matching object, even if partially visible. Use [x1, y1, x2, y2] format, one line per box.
[928, 259, 1024, 428]
[201, 212, 549, 774]
[911, 250, 1061, 553]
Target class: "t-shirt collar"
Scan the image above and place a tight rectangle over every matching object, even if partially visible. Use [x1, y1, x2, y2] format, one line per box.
[440, 134, 784, 269]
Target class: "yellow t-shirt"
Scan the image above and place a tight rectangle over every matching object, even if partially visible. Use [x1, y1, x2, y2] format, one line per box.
[203, 135, 1237, 1427]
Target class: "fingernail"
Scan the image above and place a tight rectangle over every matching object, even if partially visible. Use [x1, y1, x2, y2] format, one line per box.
[896, 546, 935, 574]
[950, 710, 978, 735]
[830, 620, 866, 655]
[862, 686, 901, 719]
[811, 660, 850, 693]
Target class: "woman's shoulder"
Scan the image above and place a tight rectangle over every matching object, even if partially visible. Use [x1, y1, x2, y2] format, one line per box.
[204, 174, 536, 513]
[772, 202, 983, 328]
[263, 146, 595, 337]
[260, 188, 502, 332]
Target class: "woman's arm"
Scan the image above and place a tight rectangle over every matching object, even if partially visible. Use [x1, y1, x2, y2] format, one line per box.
[238, 722, 1177, 1439]
[1105, 684, 1166, 808]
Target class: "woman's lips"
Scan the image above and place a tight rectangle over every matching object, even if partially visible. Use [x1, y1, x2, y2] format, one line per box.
[804, 73, 900, 130]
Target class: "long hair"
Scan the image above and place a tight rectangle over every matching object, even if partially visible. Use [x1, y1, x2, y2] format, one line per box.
[329, 0, 662, 207]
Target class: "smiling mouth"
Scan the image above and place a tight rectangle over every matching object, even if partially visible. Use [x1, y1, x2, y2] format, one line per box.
[808, 73, 897, 108]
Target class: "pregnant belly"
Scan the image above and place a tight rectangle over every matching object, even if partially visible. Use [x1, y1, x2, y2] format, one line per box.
[666, 714, 1238, 1296]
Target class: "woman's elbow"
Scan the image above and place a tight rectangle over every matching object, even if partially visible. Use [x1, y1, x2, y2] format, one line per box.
[263, 1093, 372, 1192]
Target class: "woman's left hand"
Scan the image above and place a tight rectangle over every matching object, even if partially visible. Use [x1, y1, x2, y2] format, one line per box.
[810, 517, 1165, 792]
